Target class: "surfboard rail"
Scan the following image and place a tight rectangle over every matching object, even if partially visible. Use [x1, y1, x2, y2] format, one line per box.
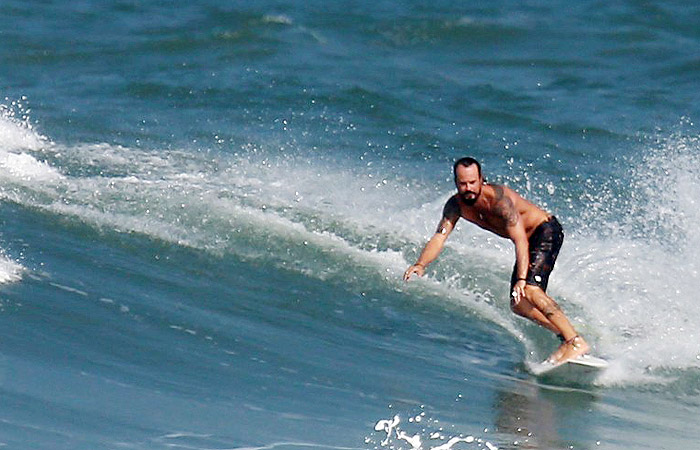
[530, 354, 608, 379]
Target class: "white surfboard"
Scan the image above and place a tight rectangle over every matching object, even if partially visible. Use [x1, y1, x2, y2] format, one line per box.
[530, 354, 608, 383]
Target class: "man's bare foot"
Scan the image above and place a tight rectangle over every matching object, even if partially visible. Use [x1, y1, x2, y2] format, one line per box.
[545, 342, 567, 365]
[545, 335, 590, 365]
[558, 335, 590, 363]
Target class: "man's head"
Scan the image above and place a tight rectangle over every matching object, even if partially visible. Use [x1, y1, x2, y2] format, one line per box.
[453, 157, 483, 206]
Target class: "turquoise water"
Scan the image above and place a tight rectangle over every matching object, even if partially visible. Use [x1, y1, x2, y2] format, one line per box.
[1, 1, 700, 449]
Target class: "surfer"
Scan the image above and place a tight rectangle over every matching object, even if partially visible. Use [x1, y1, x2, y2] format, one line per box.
[403, 157, 589, 364]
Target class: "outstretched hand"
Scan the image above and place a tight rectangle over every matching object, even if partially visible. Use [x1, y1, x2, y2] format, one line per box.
[403, 264, 425, 281]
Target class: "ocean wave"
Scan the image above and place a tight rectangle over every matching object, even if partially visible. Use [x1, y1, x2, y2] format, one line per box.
[371, 15, 529, 48]
[2, 108, 699, 386]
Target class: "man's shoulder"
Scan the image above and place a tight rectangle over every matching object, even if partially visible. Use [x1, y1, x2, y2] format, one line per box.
[443, 195, 461, 215]
[487, 183, 510, 197]
[488, 184, 527, 206]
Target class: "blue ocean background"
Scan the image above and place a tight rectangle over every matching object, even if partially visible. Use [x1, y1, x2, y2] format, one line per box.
[1, 1, 700, 449]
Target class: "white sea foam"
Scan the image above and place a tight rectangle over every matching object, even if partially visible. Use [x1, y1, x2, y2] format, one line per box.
[0, 254, 23, 284]
[549, 126, 700, 385]
[0, 99, 46, 152]
[0, 104, 48, 283]
[0, 107, 62, 201]
[0, 151, 63, 184]
[262, 14, 293, 25]
[371, 414, 492, 450]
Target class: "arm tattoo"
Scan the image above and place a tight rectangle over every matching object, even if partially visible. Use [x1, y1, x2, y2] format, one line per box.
[492, 186, 519, 226]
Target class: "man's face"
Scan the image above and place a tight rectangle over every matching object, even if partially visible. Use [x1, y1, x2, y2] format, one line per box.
[455, 164, 482, 206]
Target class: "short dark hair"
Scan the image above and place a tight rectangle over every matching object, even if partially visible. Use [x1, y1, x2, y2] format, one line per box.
[453, 157, 482, 179]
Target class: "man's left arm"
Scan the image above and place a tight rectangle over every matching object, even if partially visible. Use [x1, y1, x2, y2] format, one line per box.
[493, 188, 529, 302]
[509, 225, 530, 303]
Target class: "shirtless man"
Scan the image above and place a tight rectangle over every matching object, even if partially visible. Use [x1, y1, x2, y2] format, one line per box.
[403, 157, 589, 364]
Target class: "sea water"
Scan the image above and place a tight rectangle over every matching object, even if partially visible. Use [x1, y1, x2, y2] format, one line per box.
[0, 1, 699, 449]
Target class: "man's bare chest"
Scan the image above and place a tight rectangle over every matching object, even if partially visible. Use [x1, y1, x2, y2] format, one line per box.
[459, 205, 510, 238]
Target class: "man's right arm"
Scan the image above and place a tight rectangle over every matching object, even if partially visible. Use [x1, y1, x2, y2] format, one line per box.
[403, 196, 460, 281]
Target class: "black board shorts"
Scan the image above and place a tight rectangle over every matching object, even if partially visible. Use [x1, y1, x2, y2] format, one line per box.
[510, 216, 564, 293]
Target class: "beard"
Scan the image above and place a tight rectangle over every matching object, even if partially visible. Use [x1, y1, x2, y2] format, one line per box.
[461, 191, 479, 206]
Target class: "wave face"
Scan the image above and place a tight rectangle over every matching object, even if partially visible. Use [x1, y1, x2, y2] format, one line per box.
[1, 1, 700, 449]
